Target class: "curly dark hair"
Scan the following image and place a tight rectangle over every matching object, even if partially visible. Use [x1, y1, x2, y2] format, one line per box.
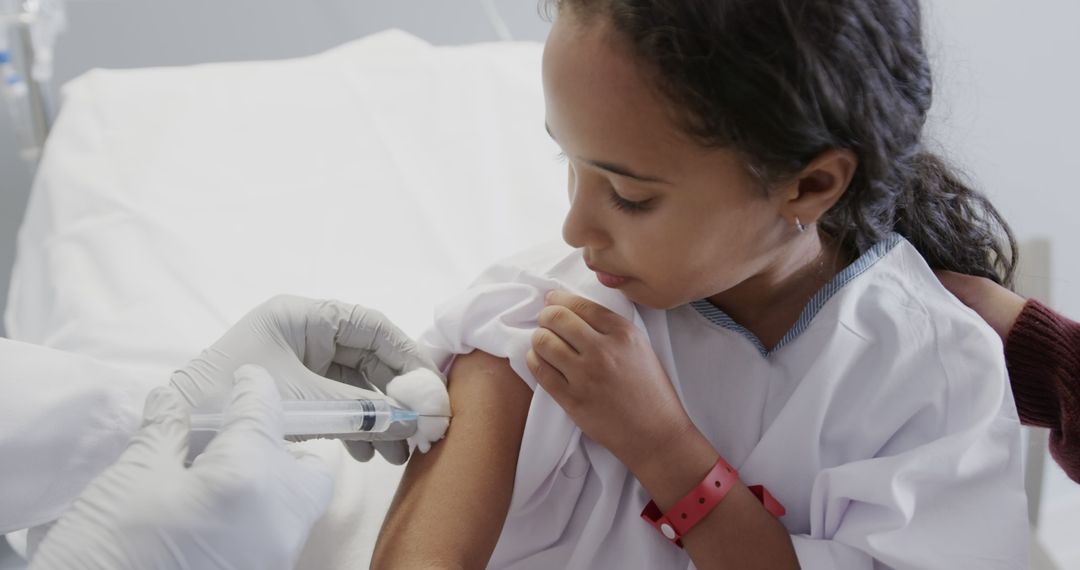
[543, 0, 1017, 286]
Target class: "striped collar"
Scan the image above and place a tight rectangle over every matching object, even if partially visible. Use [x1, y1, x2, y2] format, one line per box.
[690, 234, 903, 358]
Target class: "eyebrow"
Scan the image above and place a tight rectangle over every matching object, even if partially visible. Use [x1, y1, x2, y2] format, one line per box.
[545, 123, 672, 185]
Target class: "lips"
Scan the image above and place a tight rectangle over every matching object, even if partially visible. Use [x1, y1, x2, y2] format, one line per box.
[586, 262, 631, 288]
[595, 271, 629, 288]
[587, 262, 630, 278]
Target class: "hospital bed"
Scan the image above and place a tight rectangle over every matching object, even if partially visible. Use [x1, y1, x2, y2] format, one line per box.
[4, 29, 566, 568]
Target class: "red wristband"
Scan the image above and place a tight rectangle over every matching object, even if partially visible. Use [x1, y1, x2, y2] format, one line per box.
[640, 456, 785, 548]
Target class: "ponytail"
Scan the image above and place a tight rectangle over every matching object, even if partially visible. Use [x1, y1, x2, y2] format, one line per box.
[895, 153, 1016, 287]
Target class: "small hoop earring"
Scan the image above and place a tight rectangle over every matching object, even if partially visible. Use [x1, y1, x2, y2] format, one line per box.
[795, 216, 807, 233]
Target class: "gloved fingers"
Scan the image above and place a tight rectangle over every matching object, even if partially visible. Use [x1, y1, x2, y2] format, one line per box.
[120, 386, 191, 467]
[325, 362, 368, 388]
[293, 364, 392, 401]
[144, 385, 189, 426]
[357, 356, 400, 394]
[283, 445, 336, 502]
[284, 442, 323, 462]
[87, 387, 190, 505]
[366, 338, 441, 390]
[328, 360, 410, 402]
[246, 356, 367, 402]
[330, 345, 441, 396]
[168, 294, 323, 409]
[200, 365, 285, 459]
[342, 440, 376, 462]
[296, 298, 352, 376]
[272, 445, 336, 533]
[373, 440, 410, 466]
[168, 348, 231, 408]
[328, 303, 441, 384]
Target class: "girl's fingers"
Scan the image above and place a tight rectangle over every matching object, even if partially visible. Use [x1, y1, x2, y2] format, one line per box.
[526, 349, 569, 394]
[537, 305, 597, 353]
[545, 290, 624, 335]
[530, 327, 578, 374]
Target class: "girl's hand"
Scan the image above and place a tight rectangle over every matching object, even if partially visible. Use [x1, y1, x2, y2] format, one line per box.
[526, 290, 695, 472]
[936, 271, 1027, 341]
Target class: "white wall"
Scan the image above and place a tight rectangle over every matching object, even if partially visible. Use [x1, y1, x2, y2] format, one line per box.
[924, 0, 1080, 312]
[0, 0, 553, 336]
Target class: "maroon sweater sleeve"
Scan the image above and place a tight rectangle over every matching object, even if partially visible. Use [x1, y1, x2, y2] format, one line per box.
[1005, 298, 1080, 482]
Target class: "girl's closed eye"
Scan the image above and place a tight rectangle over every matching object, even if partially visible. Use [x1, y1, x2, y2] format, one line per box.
[609, 190, 653, 213]
[556, 151, 655, 213]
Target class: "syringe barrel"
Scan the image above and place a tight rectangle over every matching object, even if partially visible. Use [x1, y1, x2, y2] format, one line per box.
[189, 398, 419, 440]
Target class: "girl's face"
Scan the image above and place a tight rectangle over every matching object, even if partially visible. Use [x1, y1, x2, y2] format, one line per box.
[542, 10, 800, 310]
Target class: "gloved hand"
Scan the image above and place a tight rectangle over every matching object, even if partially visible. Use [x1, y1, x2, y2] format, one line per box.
[170, 295, 445, 464]
[30, 365, 334, 570]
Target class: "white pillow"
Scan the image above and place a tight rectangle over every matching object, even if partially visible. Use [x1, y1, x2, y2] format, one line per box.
[8, 29, 566, 367]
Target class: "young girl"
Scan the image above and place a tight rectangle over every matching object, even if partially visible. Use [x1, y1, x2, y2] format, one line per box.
[373, 1, 1028, 568]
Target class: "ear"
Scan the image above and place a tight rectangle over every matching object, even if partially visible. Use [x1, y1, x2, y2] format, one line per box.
[777, 149, 858, 229]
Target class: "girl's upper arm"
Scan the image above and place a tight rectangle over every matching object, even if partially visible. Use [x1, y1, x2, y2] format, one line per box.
[371, 349, 533, 569]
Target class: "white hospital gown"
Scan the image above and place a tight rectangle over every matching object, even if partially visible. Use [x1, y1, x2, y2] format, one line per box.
[419, 236, 1029, 569]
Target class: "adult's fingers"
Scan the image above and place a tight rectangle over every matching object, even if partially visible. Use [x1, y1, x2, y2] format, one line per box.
[342, 440, 375, 462]
[374, 440, 410, 466]
[199, 365, 285, 460]
[284, 445, 335, 518]
[331, 303, 440, 385]
[125, 386, 191, 467]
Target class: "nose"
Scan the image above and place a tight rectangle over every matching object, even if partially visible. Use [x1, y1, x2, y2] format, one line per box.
[561, 167, 611, 250]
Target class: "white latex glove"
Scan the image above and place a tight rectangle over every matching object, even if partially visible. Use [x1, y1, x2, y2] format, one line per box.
[170, 295, 446, 464]
[30, 365, 334, 570]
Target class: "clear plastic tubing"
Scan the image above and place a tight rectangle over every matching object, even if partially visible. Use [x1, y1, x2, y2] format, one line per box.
[0, 49, 39, 161]
[189, 399, 421, 438]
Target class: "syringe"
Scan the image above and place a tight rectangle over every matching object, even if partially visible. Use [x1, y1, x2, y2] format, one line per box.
[190, 398, 432, 441]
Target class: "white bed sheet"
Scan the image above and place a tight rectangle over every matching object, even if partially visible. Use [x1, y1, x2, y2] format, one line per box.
[5, 29, 566, 568]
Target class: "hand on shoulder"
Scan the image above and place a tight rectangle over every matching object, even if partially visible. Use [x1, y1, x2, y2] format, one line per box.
[935, 271, 1027, 340]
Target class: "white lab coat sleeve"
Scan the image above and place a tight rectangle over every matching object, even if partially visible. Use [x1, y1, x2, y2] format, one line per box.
[0, 338, 159, 534]
[789, 313, 1028, 569]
